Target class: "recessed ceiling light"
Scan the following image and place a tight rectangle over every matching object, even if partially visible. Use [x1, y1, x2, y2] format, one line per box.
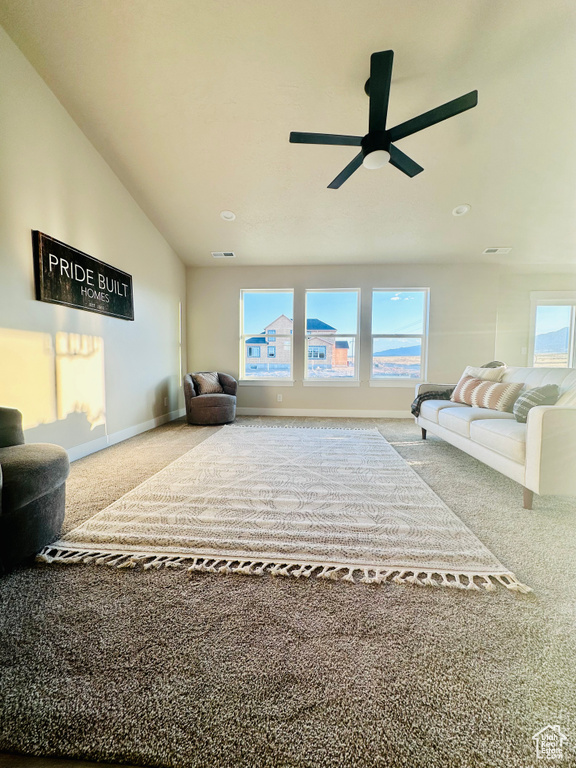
[452, 204, 471, 216]
[220, 210, 236, 221]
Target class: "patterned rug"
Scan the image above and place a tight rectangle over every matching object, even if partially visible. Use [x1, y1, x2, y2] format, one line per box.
[38, 426, 531, 593]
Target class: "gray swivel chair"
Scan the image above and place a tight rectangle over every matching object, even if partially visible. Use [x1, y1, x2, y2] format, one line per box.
[0, 407, 70, 572]
[184, 372, 237, 425]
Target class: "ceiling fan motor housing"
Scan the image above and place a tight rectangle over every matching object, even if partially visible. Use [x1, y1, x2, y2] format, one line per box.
[361, 130, 390, 160]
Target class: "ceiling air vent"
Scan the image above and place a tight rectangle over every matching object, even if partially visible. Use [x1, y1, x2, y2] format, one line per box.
[211, 251, 236, 259]
[482, 247, 512, 255]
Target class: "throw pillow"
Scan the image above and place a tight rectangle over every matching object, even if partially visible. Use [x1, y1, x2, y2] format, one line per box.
[451, 376, 523, 412]
[461, 365, 506, 382]
[192, 372, 223, 395]
[513, 385, 560, 423]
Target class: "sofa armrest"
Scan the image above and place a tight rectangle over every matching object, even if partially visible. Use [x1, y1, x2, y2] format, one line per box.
[525, 405, 576, 496]
[0, 408, 25, 448]
[415, 383, 456, 397]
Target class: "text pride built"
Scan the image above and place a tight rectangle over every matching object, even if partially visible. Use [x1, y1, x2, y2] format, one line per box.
[33, 231, 134, 320]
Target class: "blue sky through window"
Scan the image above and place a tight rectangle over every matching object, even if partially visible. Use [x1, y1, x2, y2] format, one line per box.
[535, 305, 571, 335]
[305, 291, 358, 334]
[243, 291, 293, 335]
[372, 291, 425, 336]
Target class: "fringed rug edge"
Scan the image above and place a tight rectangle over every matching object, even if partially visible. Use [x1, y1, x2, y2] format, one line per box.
[36, 545, 532, 594]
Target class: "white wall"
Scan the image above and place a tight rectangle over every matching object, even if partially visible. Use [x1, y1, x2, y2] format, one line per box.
[0, 26, 186, 458]
[186, 263, 500, 416]
[495, 265, 576, 366]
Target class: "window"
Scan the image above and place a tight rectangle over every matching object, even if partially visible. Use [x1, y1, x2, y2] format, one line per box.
[371, 289, 429, 380]
[530, 292, 576, 368]
[305, 290, 359, 380]
[240, 290, 293, 380]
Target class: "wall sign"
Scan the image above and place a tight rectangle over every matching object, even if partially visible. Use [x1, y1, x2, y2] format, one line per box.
[32, 231, 134, 320]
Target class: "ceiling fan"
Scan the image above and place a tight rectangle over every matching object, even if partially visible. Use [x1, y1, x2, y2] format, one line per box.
[289, 50, 478, 189]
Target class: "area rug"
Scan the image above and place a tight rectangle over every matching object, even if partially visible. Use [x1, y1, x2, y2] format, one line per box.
[38, 426, 530, 593]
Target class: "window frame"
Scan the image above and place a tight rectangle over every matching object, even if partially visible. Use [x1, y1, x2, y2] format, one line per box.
[239, 289, 294, 384]
[370, 288, 430, 385]
[529, 291, 576, 368]
[304, 288, 360, 385]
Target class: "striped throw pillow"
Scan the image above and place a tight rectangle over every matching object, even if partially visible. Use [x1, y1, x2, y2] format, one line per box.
[451, 376, 523, 412]
[192, 372, 223, 394]
[513, 385, 559, 423]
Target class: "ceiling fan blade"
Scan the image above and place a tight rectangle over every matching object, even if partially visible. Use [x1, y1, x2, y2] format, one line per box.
[388, 90, 478, 143]
[290, 132, 362, 146]
[389, 145, 424, 177]
[368, 50, 394, 133]
[327, 152, 363, 189]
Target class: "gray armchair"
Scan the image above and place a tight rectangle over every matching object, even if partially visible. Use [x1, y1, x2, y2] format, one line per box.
[184, 372, 237, 425]
[0, 407, 69, 572]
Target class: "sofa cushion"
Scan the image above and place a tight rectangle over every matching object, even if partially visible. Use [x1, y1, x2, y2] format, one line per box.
[190, 393, 234, 408]
[556, 388, 576, 406]
[438, 406, 515, 437]
[513, 385, 559, 423]
[501, 366, 576, 394]
[419, 400, 463, 424]
[0, 443, 70, 513]
[470, 419, 527, 464]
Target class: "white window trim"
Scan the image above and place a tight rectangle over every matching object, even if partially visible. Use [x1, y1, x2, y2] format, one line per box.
[369, 379, 424, 388]
[303, 380, 361, 387]
[239, 379, 294, 387]
[239, 289, 294, 382]
[304, 288, 360, 383]
[370, 288, 429, 383]
[529, 291, 576, 368]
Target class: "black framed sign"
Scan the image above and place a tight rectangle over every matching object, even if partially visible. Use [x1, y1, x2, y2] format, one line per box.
[32, 231, 134, 321]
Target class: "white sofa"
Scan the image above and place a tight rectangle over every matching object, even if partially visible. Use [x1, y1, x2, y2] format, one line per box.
[415, 367, 576, 508]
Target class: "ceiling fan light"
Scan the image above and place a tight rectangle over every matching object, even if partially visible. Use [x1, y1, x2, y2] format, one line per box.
[362, 149, 390, 170]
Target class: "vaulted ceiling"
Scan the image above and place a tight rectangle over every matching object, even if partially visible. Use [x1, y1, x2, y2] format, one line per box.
[1, 0, 574, 267]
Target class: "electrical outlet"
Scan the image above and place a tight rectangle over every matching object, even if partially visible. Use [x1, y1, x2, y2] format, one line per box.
[277, 394, 283, 402]
[164, 397, 168, 406]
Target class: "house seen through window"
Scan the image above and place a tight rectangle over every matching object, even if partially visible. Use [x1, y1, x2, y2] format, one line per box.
[305, 290, 359, 380]
[240, 290, 294, 379]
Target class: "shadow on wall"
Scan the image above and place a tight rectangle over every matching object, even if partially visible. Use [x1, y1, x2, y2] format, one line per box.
[0, 327, 107, 449]
[153, 376, 179, 418]
[25, 411, 107, 447]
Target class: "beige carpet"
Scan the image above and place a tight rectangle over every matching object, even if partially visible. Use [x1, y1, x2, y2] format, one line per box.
[1, 417, 576, 768]
[39, 426, 529, 592]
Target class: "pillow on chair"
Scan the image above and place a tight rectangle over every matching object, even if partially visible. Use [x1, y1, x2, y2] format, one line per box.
[192, 372, 223, 394]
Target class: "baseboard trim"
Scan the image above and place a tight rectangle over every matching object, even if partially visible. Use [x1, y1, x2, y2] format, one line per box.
[236, 407, 410, 419]
[67, 408, 186, 462]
